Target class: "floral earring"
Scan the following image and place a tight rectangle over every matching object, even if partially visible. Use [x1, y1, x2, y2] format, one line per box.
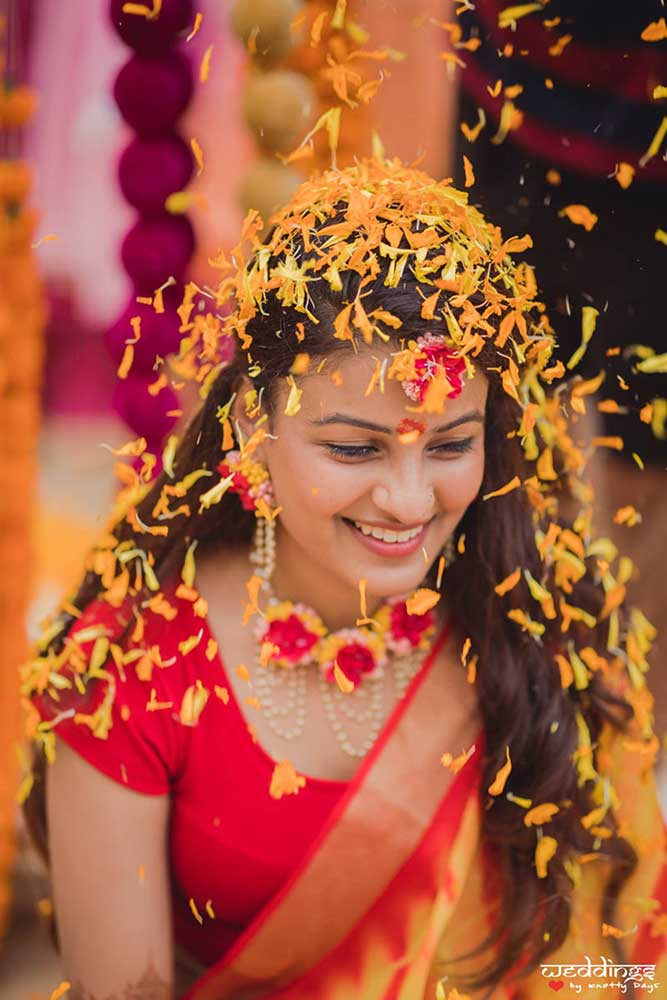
[217, 448, 277, 590]
[217, 449, 275, 512]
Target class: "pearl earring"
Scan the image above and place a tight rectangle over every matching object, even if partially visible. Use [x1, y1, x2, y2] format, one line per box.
[249, 512, 277, 592]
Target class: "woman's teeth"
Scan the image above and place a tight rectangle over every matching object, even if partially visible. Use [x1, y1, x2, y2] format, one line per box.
[351, 520, 424, 543]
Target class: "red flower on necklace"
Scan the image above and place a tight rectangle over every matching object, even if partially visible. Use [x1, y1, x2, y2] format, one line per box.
[329, 642, 377, 687]
[264, 613, 320, 665]
[381, 596, 437, 656]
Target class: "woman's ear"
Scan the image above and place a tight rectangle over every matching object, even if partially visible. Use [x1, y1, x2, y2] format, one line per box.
[229, 375, 269, 454]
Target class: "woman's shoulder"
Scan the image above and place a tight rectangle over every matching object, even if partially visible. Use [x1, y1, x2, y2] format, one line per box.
[32, 579, 220, 730]
[28, 583, 223, 794]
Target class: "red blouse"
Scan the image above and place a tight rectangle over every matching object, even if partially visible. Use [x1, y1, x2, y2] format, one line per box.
[32, 589, 351, 966]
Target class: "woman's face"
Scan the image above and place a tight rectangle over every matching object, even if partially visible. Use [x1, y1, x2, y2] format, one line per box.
[239, 347, 488, 610]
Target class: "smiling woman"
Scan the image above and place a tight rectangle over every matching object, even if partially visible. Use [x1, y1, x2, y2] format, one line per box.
[239, 353, 488, 631]
[21, 160, 667, 1000]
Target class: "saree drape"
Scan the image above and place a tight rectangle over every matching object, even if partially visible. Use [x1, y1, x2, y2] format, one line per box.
[183, 643, 667, 1000]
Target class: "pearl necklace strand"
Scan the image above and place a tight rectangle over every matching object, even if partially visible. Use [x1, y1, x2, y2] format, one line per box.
[249, 517, 428, 758]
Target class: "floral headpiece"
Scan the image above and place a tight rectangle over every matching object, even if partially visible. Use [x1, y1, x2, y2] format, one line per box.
[397, 333, 467, 404]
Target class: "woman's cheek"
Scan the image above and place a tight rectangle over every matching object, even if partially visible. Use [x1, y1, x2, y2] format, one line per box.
[306, 460, 368, 516]
[270, 447, 350, 518]
[435, 453, 485, 511]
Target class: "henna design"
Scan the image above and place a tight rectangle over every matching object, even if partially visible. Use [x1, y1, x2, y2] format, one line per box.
[68, 961, 171, 1000]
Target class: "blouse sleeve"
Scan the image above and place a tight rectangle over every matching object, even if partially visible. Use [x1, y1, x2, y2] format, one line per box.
[31, 598, 190, 796]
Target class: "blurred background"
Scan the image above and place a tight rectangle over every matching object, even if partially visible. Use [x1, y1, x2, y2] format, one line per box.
[0, 1, 665, 995]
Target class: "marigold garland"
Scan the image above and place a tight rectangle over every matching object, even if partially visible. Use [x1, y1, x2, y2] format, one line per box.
[0, 20, 46, 939]
[235, 0, 393, 220]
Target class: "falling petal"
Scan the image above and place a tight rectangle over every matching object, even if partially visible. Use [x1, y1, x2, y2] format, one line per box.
[186, 12, 203, 41]
[191, 137, 204, 175]
[406, 588, 441, 615]
[494, 568, 521, 596]
[483, 475, 521, 500]
[535, 836, 558, 878]
[488, 745, 512, 795]
[641, 18, 667, 41]
[269, 760, 306, 799]
[639, 115, 667, 166]
[200, 44, 214, 83]
[559, 204, 598, 231]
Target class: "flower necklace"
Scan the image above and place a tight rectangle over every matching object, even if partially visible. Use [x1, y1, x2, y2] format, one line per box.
[251, 578, 438, 758]
[252, 588, 437, 690]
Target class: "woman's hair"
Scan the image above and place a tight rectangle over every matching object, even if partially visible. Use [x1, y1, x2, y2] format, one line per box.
[23, 161, 649, 992]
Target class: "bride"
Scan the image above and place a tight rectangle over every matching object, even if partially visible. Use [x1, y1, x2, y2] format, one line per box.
[23, 160, 666, 999]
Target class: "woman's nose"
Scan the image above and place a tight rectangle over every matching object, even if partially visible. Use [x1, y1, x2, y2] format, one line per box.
[370, 466, 436, 525]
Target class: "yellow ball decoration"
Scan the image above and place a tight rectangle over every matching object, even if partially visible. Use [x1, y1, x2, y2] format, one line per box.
[239, 159, 303, 222]
[230, 0, 305, 66]
[243, 69, 315, 153]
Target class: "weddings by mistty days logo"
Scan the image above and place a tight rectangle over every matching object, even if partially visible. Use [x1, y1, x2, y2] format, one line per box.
[540, 955, 659, 993]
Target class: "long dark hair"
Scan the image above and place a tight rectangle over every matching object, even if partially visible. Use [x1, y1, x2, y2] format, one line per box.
[23, 214, 641, 994]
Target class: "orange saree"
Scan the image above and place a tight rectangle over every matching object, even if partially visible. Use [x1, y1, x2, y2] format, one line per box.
[183, 638, 667, 1000]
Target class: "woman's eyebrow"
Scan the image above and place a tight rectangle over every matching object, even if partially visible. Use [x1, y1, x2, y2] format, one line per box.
[308, 410, 485, 434]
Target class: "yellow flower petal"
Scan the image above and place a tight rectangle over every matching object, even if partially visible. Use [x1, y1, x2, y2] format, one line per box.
[559, 204, 598, 231]
[200, 44, 214, 83]
[483, 475, 521, 500]
[269, 760, 306, 799]
[641, 18, 667, 41]
[614, 162, 635, 189]
[463, 154, 475, 188]
[494, 568, 521, 596]
[179, 680, 209, 725]
[406, 588, 441, 615]
[535, 835, 558, 878]
[190, 136, 204, 175]
[488, 745, 512, 796]
[333, 661, 355, 693]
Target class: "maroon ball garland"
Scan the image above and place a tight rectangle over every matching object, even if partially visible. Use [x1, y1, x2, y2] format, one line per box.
[108, 0, 195, 454]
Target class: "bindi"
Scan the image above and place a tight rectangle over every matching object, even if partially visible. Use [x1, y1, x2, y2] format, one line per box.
[396, 417, 426, 443]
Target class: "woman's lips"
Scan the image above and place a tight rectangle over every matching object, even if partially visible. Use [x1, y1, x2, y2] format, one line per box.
[342, 517, 430, 558]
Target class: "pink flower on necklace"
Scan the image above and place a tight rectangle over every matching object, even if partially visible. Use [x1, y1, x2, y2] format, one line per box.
[402, 333, 466, 404]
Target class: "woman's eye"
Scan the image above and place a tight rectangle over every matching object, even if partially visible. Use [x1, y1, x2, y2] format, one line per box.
[324, 437, 475, 459]
[433, 437, 475, 455]
[325, 443, 376, 458]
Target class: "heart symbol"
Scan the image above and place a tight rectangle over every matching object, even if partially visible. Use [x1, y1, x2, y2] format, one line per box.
[549, 982, 565, 993]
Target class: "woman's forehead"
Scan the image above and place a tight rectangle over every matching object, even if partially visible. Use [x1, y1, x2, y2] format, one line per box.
[277, 348, 488, 431]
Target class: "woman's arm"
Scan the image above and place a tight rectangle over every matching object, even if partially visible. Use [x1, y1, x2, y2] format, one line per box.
[46, 736, 174, 999]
